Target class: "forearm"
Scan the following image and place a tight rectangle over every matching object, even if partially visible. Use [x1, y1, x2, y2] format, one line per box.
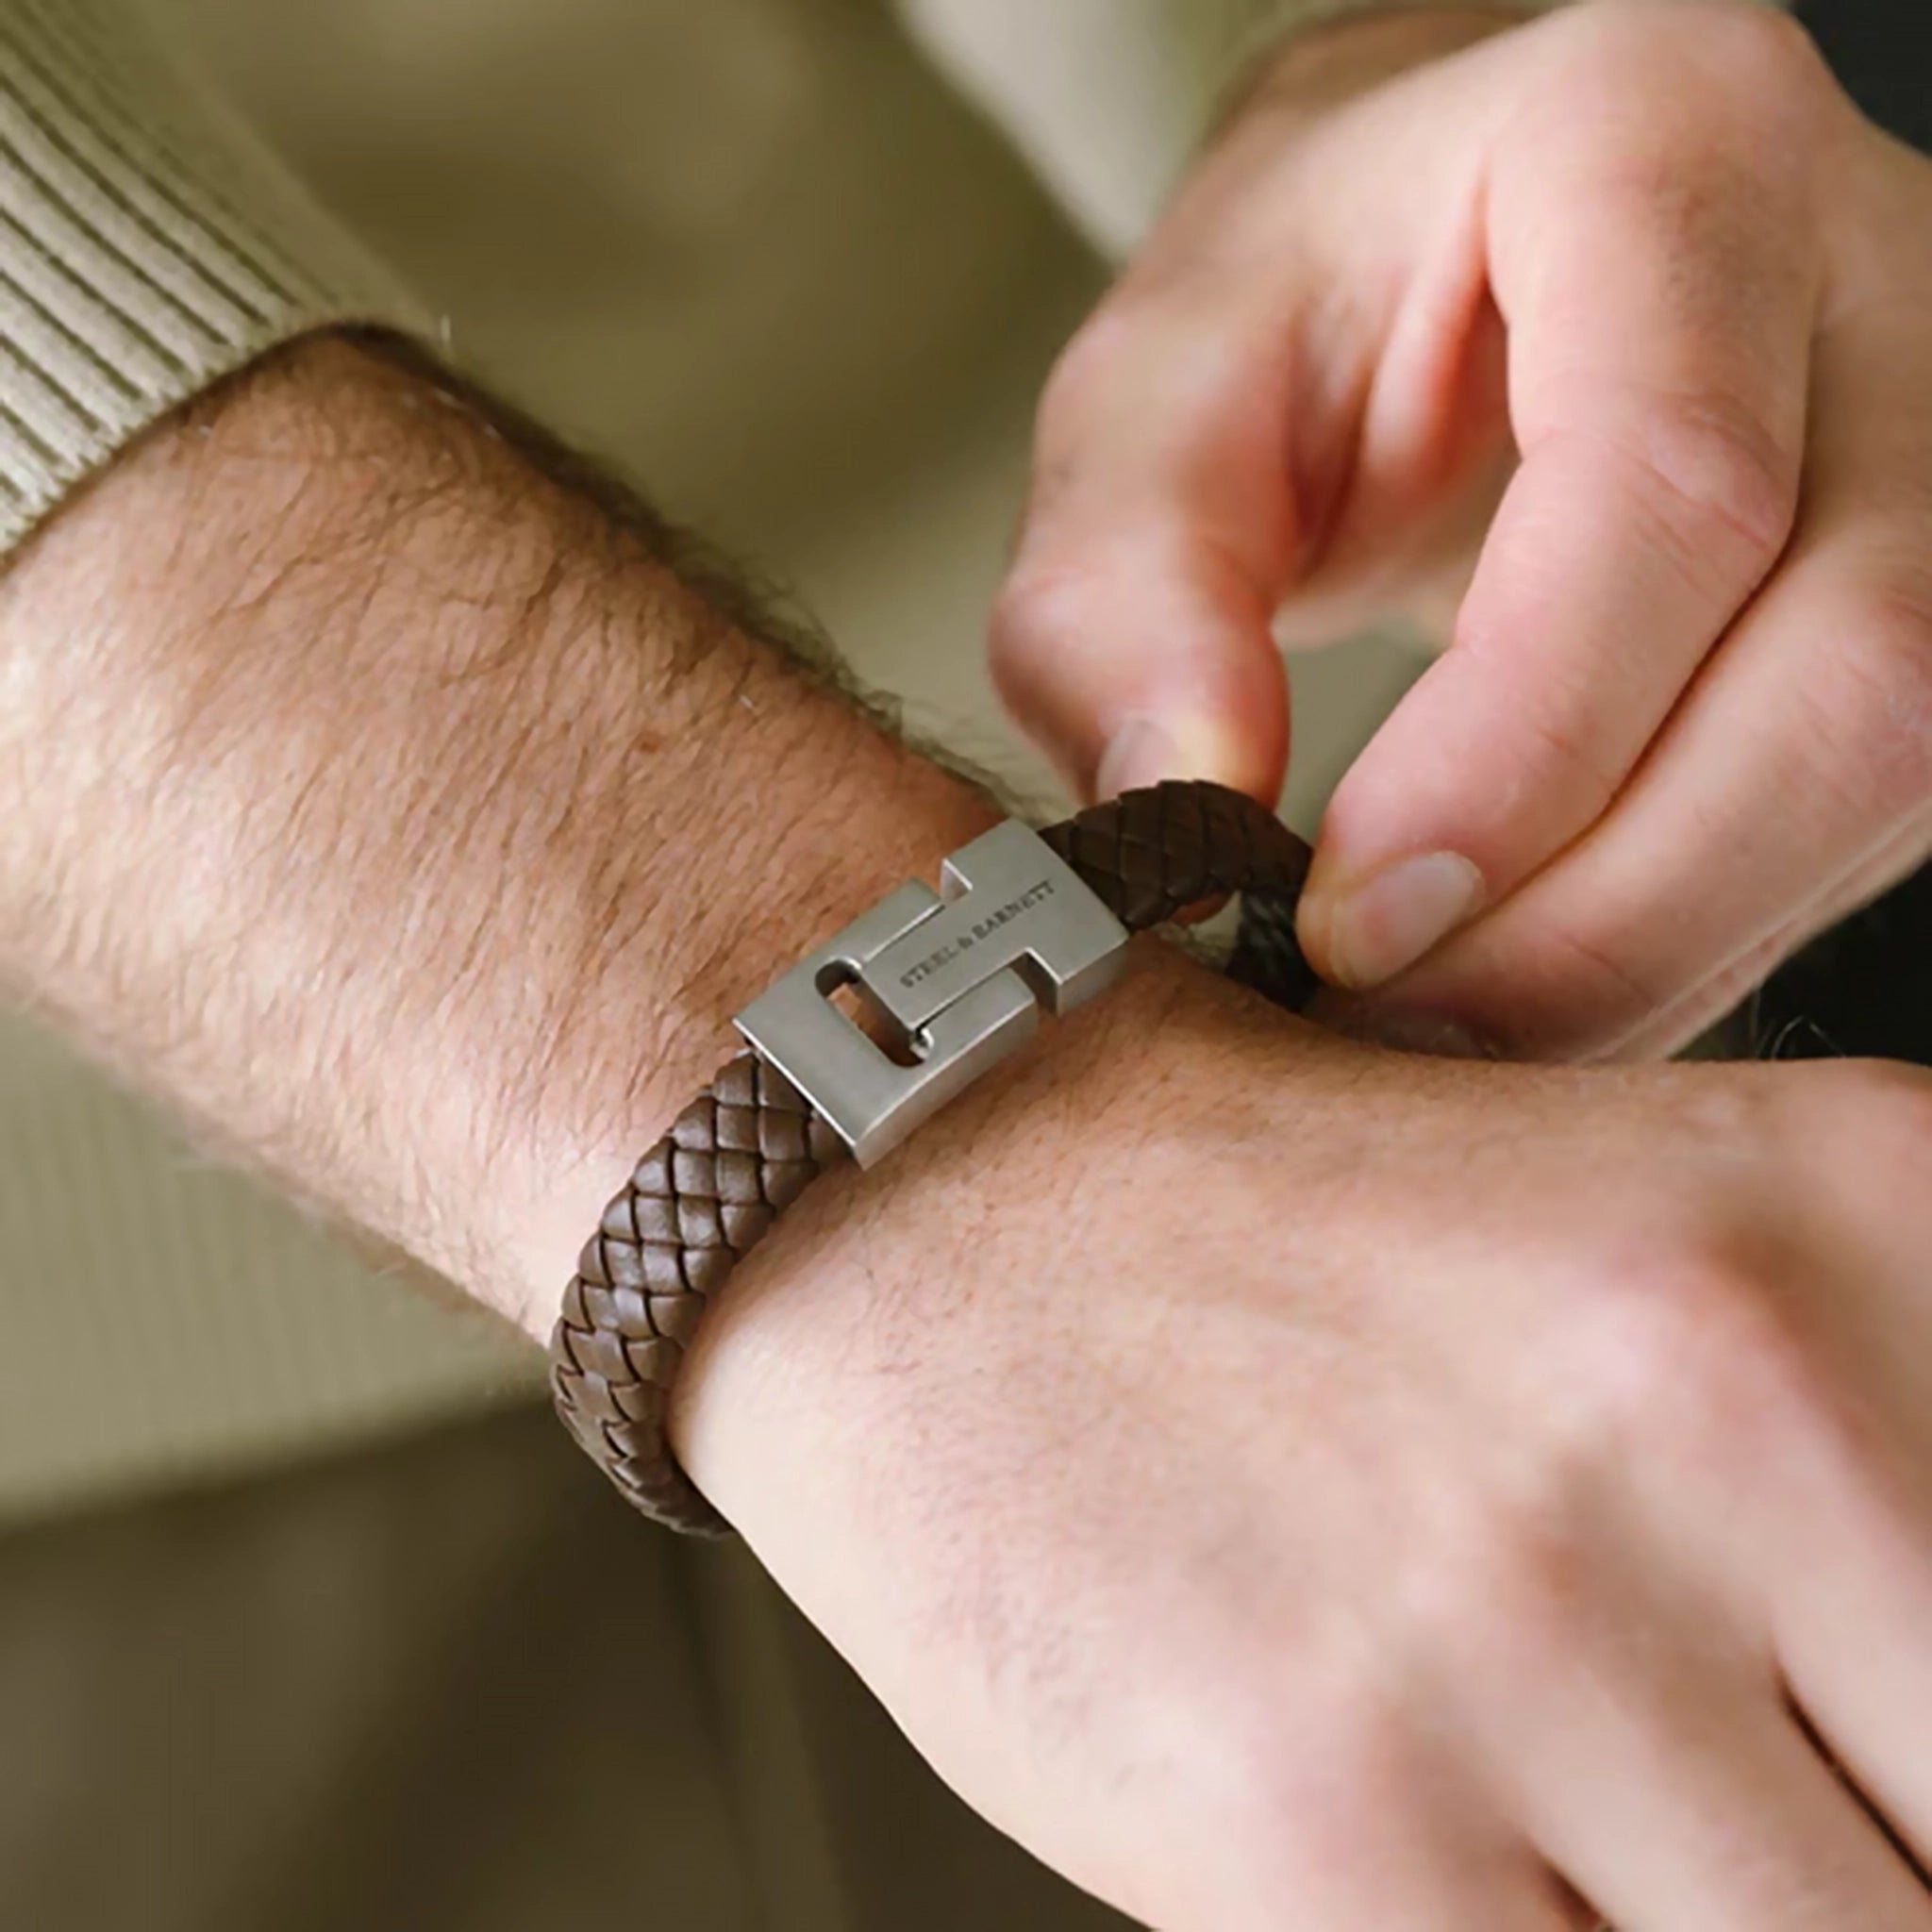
[0, 331, 995, 1339]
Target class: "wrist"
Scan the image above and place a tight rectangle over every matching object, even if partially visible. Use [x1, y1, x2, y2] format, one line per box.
[669, 940, 1312, 1567]
[549, 771, 1320, 1534]
[487, 654, 999, 1340]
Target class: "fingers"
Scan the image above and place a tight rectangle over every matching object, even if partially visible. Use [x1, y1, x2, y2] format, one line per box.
[1489, 1068, 1932, 1928]
[1301, 13, 1826, 992]
[1541, 1691, 1932, 1931]
[1339, 298, 1932, 1058]
[987, 48, 1504, 808]
[1182, 1698, 1597, 1932]
[1771, 1457, 1932, 1896]
[1217, 1788, 1590, 1932]
[1453, 1509, 1932, 1927]
[1246, 1852, 1587, 1932]
[990, 275, 1301, 808]
[1752, 1076, 1932, 1886]
[1441, 1546, 1932, 1931]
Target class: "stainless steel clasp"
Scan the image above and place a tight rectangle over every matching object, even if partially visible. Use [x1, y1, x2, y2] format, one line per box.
[734, 820, 1131, 1167]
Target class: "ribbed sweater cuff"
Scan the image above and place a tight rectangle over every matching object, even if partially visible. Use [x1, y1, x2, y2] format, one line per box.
[0, 0, 426, 552]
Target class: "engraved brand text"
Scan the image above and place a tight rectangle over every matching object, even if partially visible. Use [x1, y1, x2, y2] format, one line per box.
[896, 879, 1058, 989]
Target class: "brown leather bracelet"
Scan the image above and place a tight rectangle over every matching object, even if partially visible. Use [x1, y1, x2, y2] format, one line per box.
[550, 780, 1318, 1535]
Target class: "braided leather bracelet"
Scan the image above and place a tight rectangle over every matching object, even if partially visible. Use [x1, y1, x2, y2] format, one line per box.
[550, 780, 1319, 1534]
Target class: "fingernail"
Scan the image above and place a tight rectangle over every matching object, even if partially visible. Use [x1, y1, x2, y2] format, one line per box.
[1323, 851, 1485, 991]
[1092, 716, 1232, 802]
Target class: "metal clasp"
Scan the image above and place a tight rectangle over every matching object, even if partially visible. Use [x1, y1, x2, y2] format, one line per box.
[734, 820, 1131, 1167]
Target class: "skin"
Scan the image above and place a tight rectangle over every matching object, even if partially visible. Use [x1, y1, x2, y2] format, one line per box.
[992, 0, 1932, 1062]
[7, 335, 1932, 1927]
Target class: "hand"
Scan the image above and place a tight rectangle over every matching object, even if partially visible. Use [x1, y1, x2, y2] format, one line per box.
[991, 0, 1932, 1059]
[16, 308, 1931, 1932]
[684, 958, 1932, 1928]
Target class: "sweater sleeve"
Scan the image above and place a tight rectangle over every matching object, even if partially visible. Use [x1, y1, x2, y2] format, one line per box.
[0, 0, 424, 553]
[894, 0, 1776, 258]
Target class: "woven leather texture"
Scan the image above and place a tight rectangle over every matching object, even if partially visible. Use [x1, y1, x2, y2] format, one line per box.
[1040, 780, 1317, 1010]
[552, 780, 1316, 1534]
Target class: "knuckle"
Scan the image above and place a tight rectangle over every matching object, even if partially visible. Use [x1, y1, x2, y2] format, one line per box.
[1560, 1240, 1840, 1472]
[1685, 1, 1833, 112]
[1400, 1494, 1592, 1685]
[1625, 394, 1801, 569]
[1037, 287, 1265, 473]
[1576, 1, 1831, 121]
[1217, 1674, 1434, 1890]
[1250, 1678, 1393, 1811]
[1034, 308, 1132, 454]
[988, 558, 1095, 693]
[1821, 576, 1932, 808]
[1528, 5, 1834, 236]
[1487, 687, 1627, 831]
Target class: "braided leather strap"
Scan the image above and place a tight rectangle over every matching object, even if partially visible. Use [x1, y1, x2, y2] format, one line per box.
[1039, 778, 1318, 1011]
[551, 780, 1317, 1534]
